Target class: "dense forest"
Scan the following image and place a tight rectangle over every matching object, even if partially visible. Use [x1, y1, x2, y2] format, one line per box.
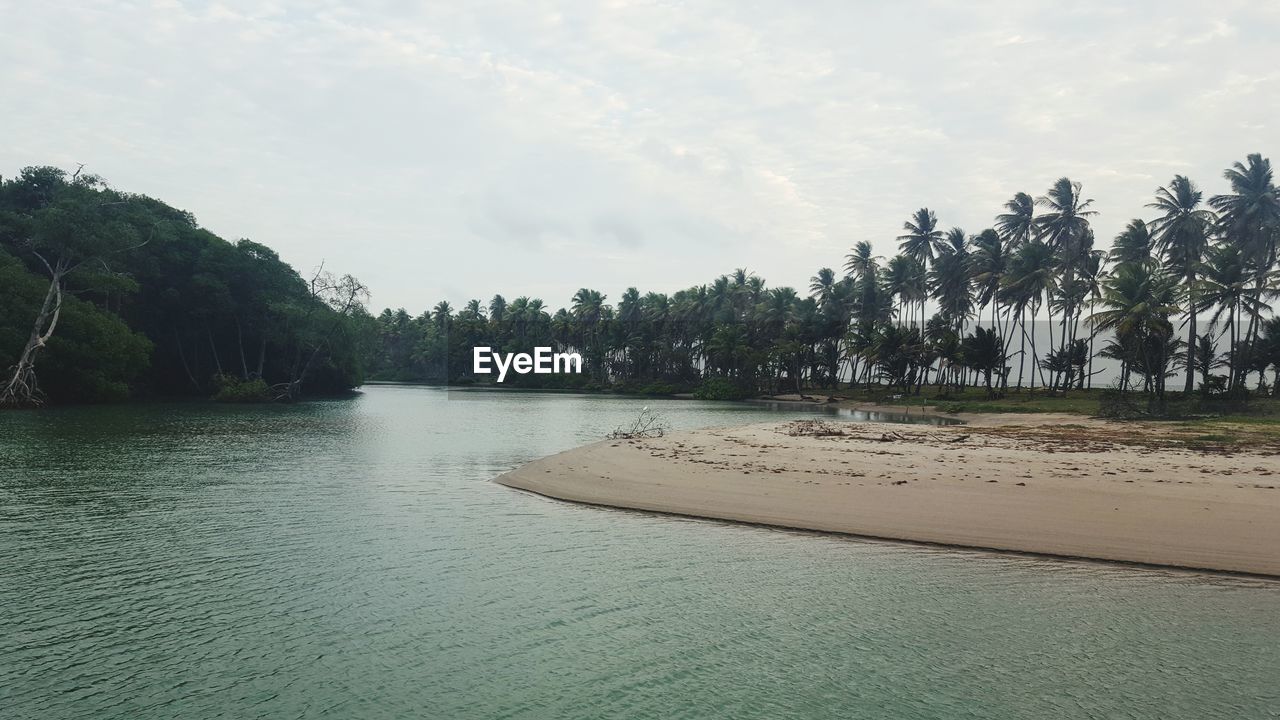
[364, 153, 1280, 410]
[5, 155, 1278, 410]
[0, 166, 368, 406]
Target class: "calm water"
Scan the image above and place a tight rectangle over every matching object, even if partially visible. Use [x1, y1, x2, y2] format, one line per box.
[2, 386, 1277, 719]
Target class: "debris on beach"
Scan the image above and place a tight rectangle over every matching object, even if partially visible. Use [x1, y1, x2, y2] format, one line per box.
[785, 420, 848, 437]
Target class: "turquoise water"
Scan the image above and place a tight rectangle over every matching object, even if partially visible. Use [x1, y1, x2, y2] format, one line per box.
[1, 386, 1277, 719]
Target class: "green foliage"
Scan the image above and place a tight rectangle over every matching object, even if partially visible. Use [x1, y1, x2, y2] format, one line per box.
[1, 247, 151, 402]
[1096, 389, 1146, 419]
[693, 377, 752, 401]
[0, 166, 367, 404]
[39, 300, 153, 404]
[211, 374, 272, 403]
[10, 152, 1277, 412]
[363, 155, 1280, 413]
[928, 392, 1102, 416]
[959, 326, 1007, 396]
[637, 381, 682, 396]
[0, 250, 36, 357]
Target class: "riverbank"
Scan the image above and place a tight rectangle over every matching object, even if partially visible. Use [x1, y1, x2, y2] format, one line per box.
[496, 416, 1280, 577]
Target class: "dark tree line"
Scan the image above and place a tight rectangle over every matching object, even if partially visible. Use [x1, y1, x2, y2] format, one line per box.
[6, 154, 1276, 408]
[366, 153, 1280, 407]
[0, 166, 368, 406]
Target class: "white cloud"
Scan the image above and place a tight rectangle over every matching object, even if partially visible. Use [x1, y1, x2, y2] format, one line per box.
[1, 0, 1276, 311]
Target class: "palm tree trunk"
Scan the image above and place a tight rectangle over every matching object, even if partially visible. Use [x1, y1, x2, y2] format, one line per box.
[1227, 302, 1237, 391]
[1016, 307, 1026, 389]
[1045, 298, 1055, 390]
[1086, 323, 1095, 390]
[1183, 270, 1197, 394]
[1242, 281, 1263, 390]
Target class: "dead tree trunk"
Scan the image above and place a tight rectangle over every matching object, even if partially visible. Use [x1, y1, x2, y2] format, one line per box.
[1, 260, 66, 407]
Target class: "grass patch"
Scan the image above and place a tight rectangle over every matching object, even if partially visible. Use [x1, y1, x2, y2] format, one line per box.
[813, 385, 1280, 423]
[1193, 433, 1233, 443]
[826, 386, 1105, 415]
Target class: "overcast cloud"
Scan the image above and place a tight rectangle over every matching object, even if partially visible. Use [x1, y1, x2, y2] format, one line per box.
[3, 1, 1277, 311]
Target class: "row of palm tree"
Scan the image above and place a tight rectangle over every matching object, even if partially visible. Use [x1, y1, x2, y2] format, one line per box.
[365, 153, 1279, 404]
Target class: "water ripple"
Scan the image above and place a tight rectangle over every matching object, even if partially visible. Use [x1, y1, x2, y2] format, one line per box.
[2, 388, 1279, 720]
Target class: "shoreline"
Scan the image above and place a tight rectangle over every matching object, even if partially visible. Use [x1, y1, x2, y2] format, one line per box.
[496, 417, 1280, 578]
[503, 483, 1280, 582]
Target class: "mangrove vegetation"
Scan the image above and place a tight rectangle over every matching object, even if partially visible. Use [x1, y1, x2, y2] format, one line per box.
[0, 166, 368, 406]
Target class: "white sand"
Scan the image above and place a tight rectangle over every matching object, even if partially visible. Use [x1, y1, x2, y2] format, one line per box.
[497, 418, 1280, 576]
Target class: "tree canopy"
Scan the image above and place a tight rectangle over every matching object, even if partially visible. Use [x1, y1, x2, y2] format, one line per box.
[5, 153, 1278, 412]
[364, 153, 1279, 410]
[0, 166, 367, 405]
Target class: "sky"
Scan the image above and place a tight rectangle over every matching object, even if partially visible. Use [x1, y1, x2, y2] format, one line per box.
[3, 1, 1278, 313]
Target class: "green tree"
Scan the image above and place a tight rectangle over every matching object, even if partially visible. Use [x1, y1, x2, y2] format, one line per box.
[1091, 262, 1181, 410]
[1209, 154, 1279, 389]
[0, 167, 147, 406]
[1148, 175, 1215, 393]
[897, 208, 946, 328]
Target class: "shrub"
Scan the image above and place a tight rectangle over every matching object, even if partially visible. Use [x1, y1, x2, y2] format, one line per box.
[693, 377, 752, 401]
[637, 381, 680, 396]
[1097, 389, 1144, 419]
[212, 374, 273, 403]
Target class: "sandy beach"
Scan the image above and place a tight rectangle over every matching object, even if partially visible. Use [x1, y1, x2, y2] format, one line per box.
[497, 415, 1280, 577]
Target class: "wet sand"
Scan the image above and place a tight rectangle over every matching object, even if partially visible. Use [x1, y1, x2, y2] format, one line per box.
[497, 417, 1280, 576]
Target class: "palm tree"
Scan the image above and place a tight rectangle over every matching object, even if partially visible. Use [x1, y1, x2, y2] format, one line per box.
[843, 241, 880, 281]
[929, 229, 974, 333]
[1193, 333, 1224, 391]
[1198, 243, 1259, 390]
[1209, 154, 1279, 386]
[550, 308, 574, 350]
[883, 255, 917, 326]
[995, 192, 1037, 247]
[1002, 240, 1055, 389]
[488, 294, 508, 330]
[1257, 318, 1280, 393]
[809, 267, 837, 303]
[432, 300, 453, 330]
[1110, 219, 1154, 267]
[897, 208, 946, 328]
[1036, 178, 1097, 388]
[1148, 175, 1215, 393]
[364, 153, 1277, 399]
[1210, 154, 1280, 260]
[1090, 261, 1181, 409]
[1079, 249, 1106, 388]
[506, 296, 529, 344]
[960, 326, 1007, 397]
[970, 229, 1008, 330]
[616, 287, 642, 376]
[571, 288, 606, 324]
[524, 298, 550, 344]
[1036, 178, 1097, 251]
[571, 288, 608, 379]
[706, 324, 749, 378]
[762, 287, 798, 327]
